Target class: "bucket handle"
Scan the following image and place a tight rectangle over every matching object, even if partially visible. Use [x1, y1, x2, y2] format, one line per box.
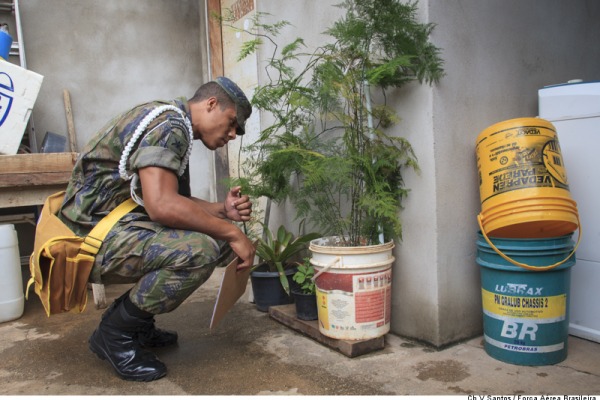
[477, 213, 581, 271]
[311, 256, 341, 282]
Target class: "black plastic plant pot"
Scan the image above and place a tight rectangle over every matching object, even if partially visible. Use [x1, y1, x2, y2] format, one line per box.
[292, 289, 318, 321]
[250, 267, 297, 312]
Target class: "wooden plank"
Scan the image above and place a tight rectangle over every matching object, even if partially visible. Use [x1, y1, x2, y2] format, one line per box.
[207, 0, 224, 79]
[0, 171, 73, 188]
[0, 152, 78, 174]
[207, 0, 229, 202]
[0, 186, 64, 208]
[0, 213, 36, 225]
[63, 90, 78, 152]
[0, 128, 77, 212]
[269, 304, 385, 358]
[0, 153, 76, 190]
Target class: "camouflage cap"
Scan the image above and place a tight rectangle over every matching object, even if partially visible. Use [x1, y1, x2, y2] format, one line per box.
[213, 76, 252, 136]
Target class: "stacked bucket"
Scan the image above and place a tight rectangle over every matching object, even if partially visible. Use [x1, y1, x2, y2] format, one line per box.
[475, 117, 580, 366]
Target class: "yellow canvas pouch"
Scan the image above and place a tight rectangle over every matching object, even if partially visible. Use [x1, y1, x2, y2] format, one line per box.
[27, 191, 137, 316]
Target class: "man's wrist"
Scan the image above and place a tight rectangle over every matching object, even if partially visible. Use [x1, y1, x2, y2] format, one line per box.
[222, 201, 229, 219]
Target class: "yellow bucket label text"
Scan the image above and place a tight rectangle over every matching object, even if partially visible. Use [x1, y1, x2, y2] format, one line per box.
[482, 288, 566, 320]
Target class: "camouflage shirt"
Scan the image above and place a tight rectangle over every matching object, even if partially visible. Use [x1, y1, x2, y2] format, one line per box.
[59, 97, 193, 237]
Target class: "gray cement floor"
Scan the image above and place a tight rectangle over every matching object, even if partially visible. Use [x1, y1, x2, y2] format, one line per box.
[1, 267, 599, 396]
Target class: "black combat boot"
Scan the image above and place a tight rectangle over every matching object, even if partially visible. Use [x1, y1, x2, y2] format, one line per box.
[106, 290, 178, 348]
[137, 319, 178, 348]
[88, 300, 167, 382]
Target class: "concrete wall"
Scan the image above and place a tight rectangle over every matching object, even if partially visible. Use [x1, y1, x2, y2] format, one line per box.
[19, 0, 214, 199]
[254, 0, 600, 347]
[426, 0, 599, 346]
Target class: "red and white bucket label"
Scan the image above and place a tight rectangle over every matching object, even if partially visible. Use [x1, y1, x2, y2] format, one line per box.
[316, 268, 392, 340]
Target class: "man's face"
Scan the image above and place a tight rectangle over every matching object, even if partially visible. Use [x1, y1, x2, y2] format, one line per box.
[195, 98, 239, 150]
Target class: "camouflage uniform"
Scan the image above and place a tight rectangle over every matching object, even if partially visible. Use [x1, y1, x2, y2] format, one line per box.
[59, 97, 233, 314]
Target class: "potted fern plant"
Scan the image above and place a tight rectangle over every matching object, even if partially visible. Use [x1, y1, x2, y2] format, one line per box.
[234, 0, 443, 245]
[228, 0, 444, 337]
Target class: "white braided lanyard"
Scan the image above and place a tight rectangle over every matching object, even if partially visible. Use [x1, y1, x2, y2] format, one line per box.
[118, 105, 194, 206]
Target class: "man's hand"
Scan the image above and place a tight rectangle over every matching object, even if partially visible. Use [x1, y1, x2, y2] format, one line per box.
[224, 187, 254, 269]
[225, 186, 252, 222]
[230, 232, 256, 270]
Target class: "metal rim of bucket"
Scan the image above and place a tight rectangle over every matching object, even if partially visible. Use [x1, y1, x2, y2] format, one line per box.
[477, 213, 581, 271]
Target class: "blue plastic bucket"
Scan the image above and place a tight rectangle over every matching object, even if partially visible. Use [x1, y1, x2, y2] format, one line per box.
[476, 232, 575, 365]
[0, 30, 12, 60]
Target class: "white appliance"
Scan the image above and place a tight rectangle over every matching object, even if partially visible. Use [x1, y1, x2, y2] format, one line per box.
[539, 80, 600, 343]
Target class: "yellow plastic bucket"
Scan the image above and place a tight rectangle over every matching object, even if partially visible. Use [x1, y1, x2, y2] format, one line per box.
[476, 117, 579, 238]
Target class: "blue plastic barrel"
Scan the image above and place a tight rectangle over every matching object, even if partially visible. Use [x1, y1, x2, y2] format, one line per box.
[476, 232, 575, 365]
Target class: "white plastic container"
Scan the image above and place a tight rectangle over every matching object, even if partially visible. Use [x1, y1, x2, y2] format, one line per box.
[310, 237, 395, 340]
[0, 224, 24, 322]
[539, 81, 600, 343]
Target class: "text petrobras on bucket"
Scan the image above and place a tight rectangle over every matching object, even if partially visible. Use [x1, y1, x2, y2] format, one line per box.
[467, 396, 597, 400]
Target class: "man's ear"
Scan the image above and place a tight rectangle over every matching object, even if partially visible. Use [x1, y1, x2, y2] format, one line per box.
[206, 96, 218, 111]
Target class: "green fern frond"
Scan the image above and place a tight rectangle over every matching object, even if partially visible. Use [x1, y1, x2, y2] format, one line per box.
[238, 38, 263, 61]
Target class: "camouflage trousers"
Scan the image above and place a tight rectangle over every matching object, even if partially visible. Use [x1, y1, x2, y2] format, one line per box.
[92, 217, 235, 315]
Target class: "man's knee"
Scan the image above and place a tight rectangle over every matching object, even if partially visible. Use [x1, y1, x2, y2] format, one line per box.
[131, 262, 216, 314]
